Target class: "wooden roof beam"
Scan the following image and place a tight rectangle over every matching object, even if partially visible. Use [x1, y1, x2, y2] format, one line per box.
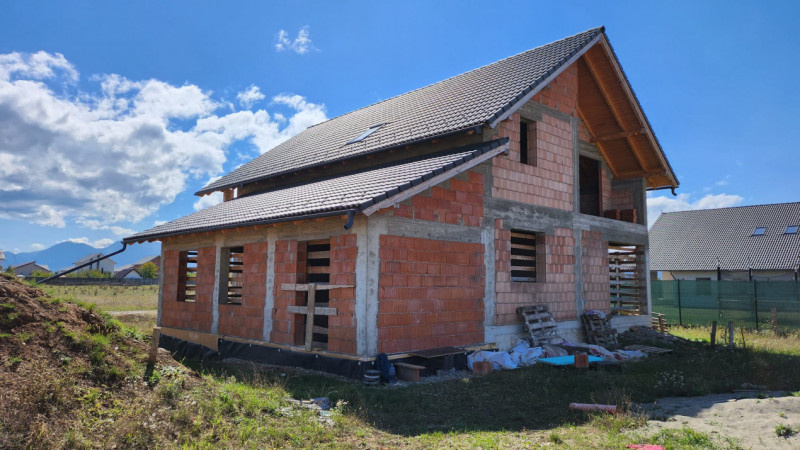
[582, 51, 650, 175]
[591, 128, 645, 143]
[576, 108, 623, 176]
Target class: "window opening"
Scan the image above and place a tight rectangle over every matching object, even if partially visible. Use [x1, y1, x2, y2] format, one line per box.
[519, 120, 537, 166]
[178, 250, 198, 302]
[579, 156, 601, 216]
[305, 240, 331, 348]
[785, 226, 798, 234]
[609, 244, 644, 315]
[219, 246, 244, 305]
[752, 227, 766, 236]
[510, 230, 538, 282]
[346, 124, 384, 144]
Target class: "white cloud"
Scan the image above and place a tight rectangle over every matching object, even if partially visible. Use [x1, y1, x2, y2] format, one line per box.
[30, 243, 45, 251]
[65, 237, 115, 248]
[193, 192, 223, 211]
[236, 85, 265, 108]
[275, 26, 314, 54]
[715, 175, 730, 186]
[153, 220, 167, 226]
[647, 193, 743, 227]
[0, 51, 327, 231]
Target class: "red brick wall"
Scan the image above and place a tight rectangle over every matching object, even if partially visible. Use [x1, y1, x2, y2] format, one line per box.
[581, 230, 610, 313]
[492, 67, 577, 211]
[161, 246, 215, 332]
[609, 184, 635, 211]
[531, 64, 578, 116]
[270, 240, 306, 345]
[493, 111, 574, 211]
[328, 235, 358, 354]
[392, 170, 484, 227]
[218, 242, 268, 340]
[494, 220, 576, 323]
[378, 235, 485, 353]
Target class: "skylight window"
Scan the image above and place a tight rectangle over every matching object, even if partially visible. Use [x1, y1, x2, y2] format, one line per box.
[346, 124, 384, 144]
[752, 227, 766, 236]
[785, 225, 798, 234]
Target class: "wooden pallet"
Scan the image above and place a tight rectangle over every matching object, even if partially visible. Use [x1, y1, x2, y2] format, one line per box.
[581, 313, 618, 346]
[517, 305, 563, 346]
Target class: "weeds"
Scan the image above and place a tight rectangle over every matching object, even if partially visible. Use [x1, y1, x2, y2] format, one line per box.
[775, 423, 795, 437]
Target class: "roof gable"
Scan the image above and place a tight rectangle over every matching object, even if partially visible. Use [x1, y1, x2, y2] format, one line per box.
[649, 203, 800, 271]
[198, 28, 605, 196]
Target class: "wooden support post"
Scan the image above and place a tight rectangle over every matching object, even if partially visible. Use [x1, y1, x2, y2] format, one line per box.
[710, 321, 717, 348]
[149, 327, 161, 364]
[304, 284, 317, 351]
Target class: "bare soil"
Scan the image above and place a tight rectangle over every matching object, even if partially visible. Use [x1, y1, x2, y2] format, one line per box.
[0, 274, 193, 448]
[641, 392, 800, 449]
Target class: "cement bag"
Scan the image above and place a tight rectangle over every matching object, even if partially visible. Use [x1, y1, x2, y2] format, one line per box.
[468, 350, 518, 370]
[514, 346, 544, 366]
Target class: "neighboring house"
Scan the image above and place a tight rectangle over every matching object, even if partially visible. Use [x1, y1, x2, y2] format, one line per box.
[114, 264, 141, 279]
[124, 27, 678, 375]
[12, 261, 51, 277]
[113, 255, 160, 279]
[62, 253, 116, 275]
[650, 202, 800, 281]
[134, 255, 161, 270]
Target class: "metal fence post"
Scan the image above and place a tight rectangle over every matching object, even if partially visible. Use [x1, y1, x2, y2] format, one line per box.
[753, 279, 759, 331]
[677, 279, 683, 326]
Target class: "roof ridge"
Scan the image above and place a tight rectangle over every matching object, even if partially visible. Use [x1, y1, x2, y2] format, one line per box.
[660, 201, 800, 215]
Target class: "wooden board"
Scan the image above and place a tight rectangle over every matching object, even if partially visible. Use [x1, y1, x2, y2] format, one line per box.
[409, 346, 465, 359]
[623, 345, 672, 354]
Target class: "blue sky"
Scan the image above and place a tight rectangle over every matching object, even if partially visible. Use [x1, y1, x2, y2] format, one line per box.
[1, 1, 799, 253]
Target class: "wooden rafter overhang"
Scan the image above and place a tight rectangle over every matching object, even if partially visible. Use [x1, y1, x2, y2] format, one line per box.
[576, 34, 679, 190]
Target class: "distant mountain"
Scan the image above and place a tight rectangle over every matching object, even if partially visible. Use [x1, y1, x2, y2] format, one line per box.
[2, 241, 161, 273]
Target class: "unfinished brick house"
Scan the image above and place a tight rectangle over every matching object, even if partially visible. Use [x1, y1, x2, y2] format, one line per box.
[124, 27, 678, 376]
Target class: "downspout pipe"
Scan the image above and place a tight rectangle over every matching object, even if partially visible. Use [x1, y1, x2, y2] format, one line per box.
[344, 209, 357, 230]
[37, 243, 128, 284]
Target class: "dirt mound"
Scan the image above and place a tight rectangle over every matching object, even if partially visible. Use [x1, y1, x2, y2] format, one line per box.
[619, 325, 692, 347]
[0, 273, 191, 448]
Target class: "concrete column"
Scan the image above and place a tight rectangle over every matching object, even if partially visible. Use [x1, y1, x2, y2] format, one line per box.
[363, 215, 387, 356]
[573, 228, 584, 319]
[482, 218, 497, 330]
[156, 247, 165, 327]
[353, 216, 370, 355]
[210, 237, 223, 335]
[262, 230, 277, 341]
[572, 117, 580, 213]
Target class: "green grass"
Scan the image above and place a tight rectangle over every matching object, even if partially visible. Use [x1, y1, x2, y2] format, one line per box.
[39, 284, 158, 312]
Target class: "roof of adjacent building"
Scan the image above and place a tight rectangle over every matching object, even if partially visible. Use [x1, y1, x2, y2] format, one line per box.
[12, 261, 49, 271]
[133, 255, 159, 266]
[649, 202, 800, 271]
[197, 28, 606, 196]
[125, 139, 508, 243]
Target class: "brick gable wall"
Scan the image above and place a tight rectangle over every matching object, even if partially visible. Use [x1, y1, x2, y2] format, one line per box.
[377, 235, 485, 353]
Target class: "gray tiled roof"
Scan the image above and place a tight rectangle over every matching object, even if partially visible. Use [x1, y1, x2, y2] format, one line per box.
[197, 27, 604, 195]
[649, 203, 800, 271]
[125, 139, 508, 243]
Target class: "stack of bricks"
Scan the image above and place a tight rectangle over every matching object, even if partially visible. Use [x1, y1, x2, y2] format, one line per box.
[581, 230, 610, 313]
[494, 220, 577, 323]
[392, 170, 484, 227]
[218, 241, 268, 340]
[492, 110, 574, 211]
[160, 247, 215, 333]
[270, 240, 306, 345]
[328, 235, 358, 354]
[377, 235, 485, 354]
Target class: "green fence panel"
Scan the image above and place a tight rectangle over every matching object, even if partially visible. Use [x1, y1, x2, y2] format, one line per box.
[650, 280, 800, 330]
